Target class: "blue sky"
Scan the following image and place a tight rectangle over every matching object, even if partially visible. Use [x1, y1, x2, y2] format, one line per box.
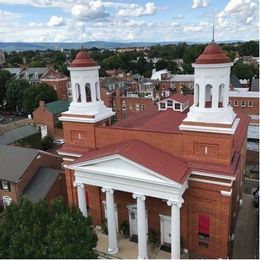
[0, 0, 258, 42]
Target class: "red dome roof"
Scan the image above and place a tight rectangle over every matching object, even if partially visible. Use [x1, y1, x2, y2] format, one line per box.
[69, 50, 97, 67]
[195, 41, 230, 64]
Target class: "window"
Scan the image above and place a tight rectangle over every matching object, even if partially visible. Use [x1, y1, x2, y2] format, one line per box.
[142, 104, 145, 110]
[167, 100, 173, 107]
[234, 100, 238, 106]
[122, 103, 126, 110]
[2, 196, 12, 210]
[85, 83, 92, 102]
[198, 214, 210, 248]
[129, 104, 133, 110]
[248, 101, 253, 107]
[0, 180, 10, 192]
[241, 101, 245, 107]
[160, 102, 166, 109]
[135, 104, 140, 110]
[175, 103, 181, 110]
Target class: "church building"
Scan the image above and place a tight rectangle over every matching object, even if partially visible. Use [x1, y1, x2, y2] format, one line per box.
[58, 41, 249, 259]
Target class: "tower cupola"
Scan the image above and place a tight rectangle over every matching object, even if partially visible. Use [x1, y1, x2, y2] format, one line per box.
[59, 49, 114, 123]
[180, 41, 237, 134]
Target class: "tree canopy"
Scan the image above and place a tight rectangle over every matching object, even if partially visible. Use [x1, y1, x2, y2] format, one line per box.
[0, 70, 12, 107]
[22, 82, 58, 113]
[0, 197, 98, 259]
[6, 79, 30, 111]
[232, 61, 259, 80]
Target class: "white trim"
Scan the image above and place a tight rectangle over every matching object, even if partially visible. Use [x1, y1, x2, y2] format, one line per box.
[57, 151, 82, 158]
[179, 118, 239, 135]
[70, 154, 181, 184]
[191, 170, 236, 180]
[188, 177, 232, 187]
[63, 157, 75, 162]
[192, 62, 233, 68]
[159, 214, 171, 245]
[220, 189, 233, 196]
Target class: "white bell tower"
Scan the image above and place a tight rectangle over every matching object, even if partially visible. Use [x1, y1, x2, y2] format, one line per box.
[180, 41, 238, 134]
[59, 49, 114, 123]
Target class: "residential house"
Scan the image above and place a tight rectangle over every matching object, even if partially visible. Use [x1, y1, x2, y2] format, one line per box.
[33, 100, 69, 138]
[0, 145, 67, 211]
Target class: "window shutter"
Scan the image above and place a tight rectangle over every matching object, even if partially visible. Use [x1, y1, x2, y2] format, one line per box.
[0, 181, 2, 190]
[7, 182, 11, 192]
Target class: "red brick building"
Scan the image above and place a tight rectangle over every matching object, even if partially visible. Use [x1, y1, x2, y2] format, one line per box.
[0, 145, 67, 211]
[58, 42, 249, 259]
[41, 67, 70, 100]
[33, 100, 69, 138]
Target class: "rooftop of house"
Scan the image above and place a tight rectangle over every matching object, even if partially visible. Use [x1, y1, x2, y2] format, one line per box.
[0, 145, 39, 182]
[230, 74, 243, 89]
[70, 139, 190, 184]
[23, 167, 60, 202]
[0, 125, 39, 145]
[45, 100, 70, 114]
[251, 78, 259, 92]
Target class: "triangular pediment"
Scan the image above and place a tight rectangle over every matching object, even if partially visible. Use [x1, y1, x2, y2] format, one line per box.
[71, 155, 181, 186]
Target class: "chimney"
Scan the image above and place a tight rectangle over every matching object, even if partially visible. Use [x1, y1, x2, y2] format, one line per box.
[39, 100, 45, 108]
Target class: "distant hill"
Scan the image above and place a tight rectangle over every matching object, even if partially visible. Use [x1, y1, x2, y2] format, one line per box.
[0, 40, 244, 52]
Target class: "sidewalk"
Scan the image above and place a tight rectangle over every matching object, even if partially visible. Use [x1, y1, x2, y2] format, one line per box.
[232, 193, 258, 259]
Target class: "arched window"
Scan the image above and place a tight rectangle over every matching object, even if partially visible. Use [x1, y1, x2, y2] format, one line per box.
[219, 84, 225, 107]
[85, 83, 91, 102]
[75, 83, 81, 102]
[95, 82, 99, 101]
[205, 84, 212, 108]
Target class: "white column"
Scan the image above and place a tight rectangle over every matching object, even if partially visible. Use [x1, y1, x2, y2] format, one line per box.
[212, 85, 219, 108]
[223, 84, 229, 107]
[73, 181, 87, 217]
[133, 194, 147, 259]
[199, 84, 205, 108]
[81, 84, 87, 104]
[102, 187, 118, 255]
[167, 200, 183, 259]
[71, 84, 77, 103]
[194, 84, 199, 107]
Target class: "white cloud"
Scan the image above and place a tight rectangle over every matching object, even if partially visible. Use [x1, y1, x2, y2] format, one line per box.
[246, 17, 253, 24]
[117, 2, 157, 17]
[174, 14, 184, 19]
[47, 16, 64, 27]
[71, 1, 109, 21]
[192, 0, 209, 9]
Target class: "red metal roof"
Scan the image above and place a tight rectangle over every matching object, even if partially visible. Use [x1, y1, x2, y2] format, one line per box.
[195, 41, 230, 64]
[162, 94, 194, 104]
[71, 139, 190, 184]
[69, 50, 97, 67]
[112, 105, 189, 133]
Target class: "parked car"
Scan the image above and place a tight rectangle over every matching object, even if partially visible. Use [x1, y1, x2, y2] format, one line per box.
[53, 139, 65, 145]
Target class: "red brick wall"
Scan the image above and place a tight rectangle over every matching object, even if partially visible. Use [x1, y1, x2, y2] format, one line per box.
[17, 152, 62, 195]
[63, 121, 97, 149]
[182, 131, 234, 165]
[95, 126, 183, 158]
[230, 96, 259, 116]
[33, 101, 56, 136]
[116, 97, 154, 121]
[41, 78, 69, 100]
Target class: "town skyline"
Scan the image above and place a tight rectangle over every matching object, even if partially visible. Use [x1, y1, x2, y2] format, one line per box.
[0, 0, 259, 43]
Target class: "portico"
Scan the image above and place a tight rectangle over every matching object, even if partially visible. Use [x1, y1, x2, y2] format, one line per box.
[66, 141, 189, 259]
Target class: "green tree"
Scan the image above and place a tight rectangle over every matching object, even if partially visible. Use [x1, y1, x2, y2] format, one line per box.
[0, 197, 98, 259]
[42, 135, 54, 151]
[232, 61, 258, 79]
[6, 79, 30, 111]
[239, 41, 259, 57]
[22, 83, 58, 113]
[0, 70, 12, 106]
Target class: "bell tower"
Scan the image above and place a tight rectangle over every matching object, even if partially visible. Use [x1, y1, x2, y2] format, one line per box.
[180, 40, 238, 134]
[59, 49, 114, 149]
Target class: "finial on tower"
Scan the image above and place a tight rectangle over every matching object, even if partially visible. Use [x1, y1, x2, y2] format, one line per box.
[212, 14, 215, 43]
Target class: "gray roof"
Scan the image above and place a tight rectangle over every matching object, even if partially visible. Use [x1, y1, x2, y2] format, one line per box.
[0, 125, 39, 145]
[0, 145, 39, 182]
[230, 74, 243, 88]
[23, 167, 60, 202]
[251, 78, 259, 92]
